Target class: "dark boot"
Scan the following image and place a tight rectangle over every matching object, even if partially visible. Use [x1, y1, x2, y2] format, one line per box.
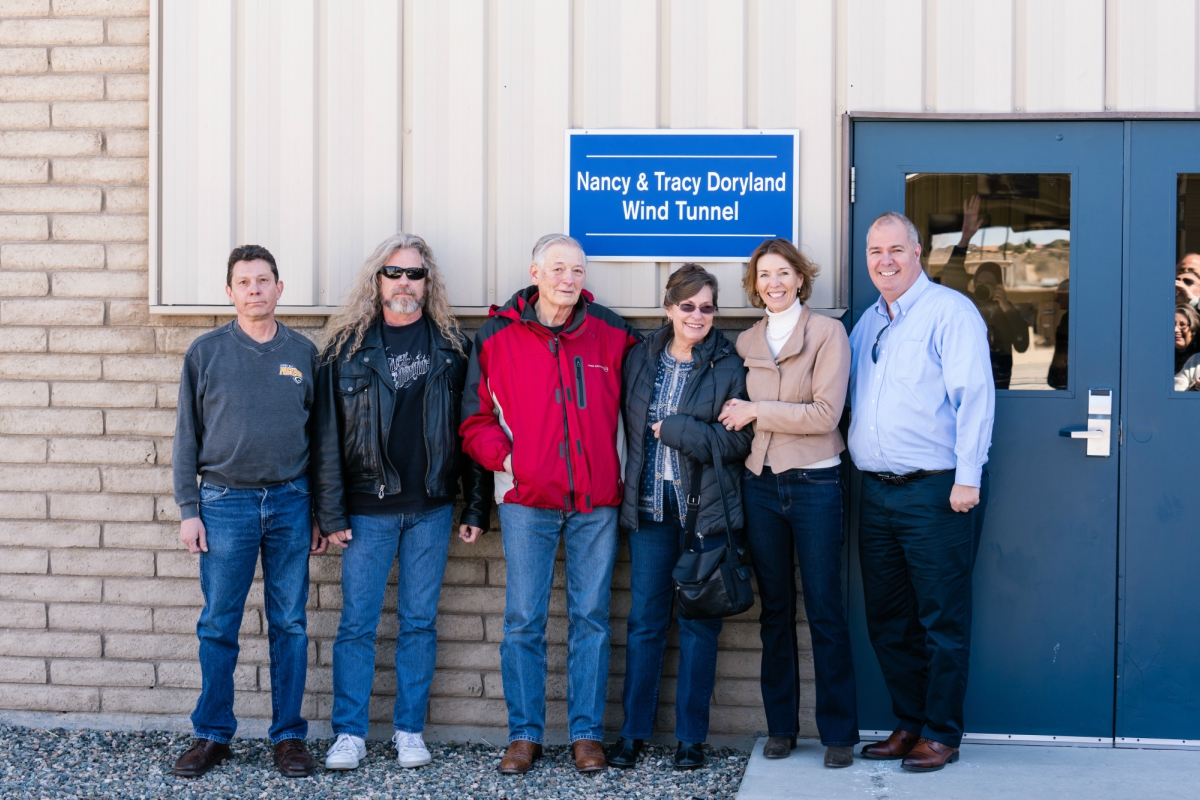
[824, 745, 854, 768]
[762, 736, 795, 759]
[674, 741, 705, 770]
[605, 737, 644, 768]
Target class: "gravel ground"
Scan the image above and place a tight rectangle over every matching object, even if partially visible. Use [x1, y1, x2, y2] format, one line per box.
[0, 725, 749, 799]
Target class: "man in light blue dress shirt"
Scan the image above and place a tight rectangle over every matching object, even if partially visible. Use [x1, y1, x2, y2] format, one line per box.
[847, 212, 994, 773]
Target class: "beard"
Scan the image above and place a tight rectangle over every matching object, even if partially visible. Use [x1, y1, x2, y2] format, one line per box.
[386, 291, 422, 315]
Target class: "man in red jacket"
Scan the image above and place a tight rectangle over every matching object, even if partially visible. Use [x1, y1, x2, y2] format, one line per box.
[461, 234, 639, 775]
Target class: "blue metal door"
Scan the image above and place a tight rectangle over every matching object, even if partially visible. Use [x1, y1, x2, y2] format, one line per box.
[849, 121, 1124, 739]
[1119, 122, 1200, 744]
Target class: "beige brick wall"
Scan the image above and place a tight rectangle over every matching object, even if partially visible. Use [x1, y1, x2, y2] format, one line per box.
[0, 1, 816, 740]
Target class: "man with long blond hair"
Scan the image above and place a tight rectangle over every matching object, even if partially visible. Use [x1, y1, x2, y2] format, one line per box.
[312, 233, 491, 771]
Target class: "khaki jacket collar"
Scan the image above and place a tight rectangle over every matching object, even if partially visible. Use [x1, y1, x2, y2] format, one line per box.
[744, 302, 810, 366]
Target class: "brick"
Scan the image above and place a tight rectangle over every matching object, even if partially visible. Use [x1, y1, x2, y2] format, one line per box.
[104, 408, 174, 436]
[0, 47, 46, 74]
[2, 243, 101, 269]
[153, 435, 171, 465]
[434, 642, 502, 670]
[104, 186, 144, 212]
[0, 380, 48, 406]
[52, 156, 145, 184]
[102, 355, 181, 382]
[0, 74, 102, 101]
[49, 326, 152, 353]
[155, 498, 179, 522]
[56, 0, 149, 15]
[50, 380, 154, 408]
[103, 129, 145, 156]
[0, 20, 103, 47]
[50, 213, 145, 241]
[104, 73, 146, 101]
[3, 354, 103, 380]
[51, 45, 147, 73]
[153, 327, 209, 353]
[0, 435, 46, 462]
[149, 312, 217, 328]
[0, 599, 46, 627]
[52, 547, 152, 576]
[0, 465, 97, 491]
[0, 130, 97, 157]
[106, 18, 147, 45]
[0, 327, 46, 352]
[0, 657, 46, 683]
[0, 520, 98, 547]
[0, 157, 48, 183]
[444, 558, 485, 585]
[0, 571, 99, 602]
[0, 185, 99, 212]
[0, 683, 98, 711]
[427, 697, 508, 727]
[101, 686, 195, 715]
[51, 100, 145, 128]
[50, 492, 152, 521]
[49, 437, 153, 465]
[104, 578, 202, 606]
[106, 298, 145, 324]
[0, 1, 50, 17]
[48, 602, 149, 631]
[104, 242, 144, 269]
[154, 606, 258, 635]
[103, 521, 172, 549]
[51, 659, 153, 687]
[155, 385, 176, 409]
[104, 632, 195, 660]
[0, 546, 47, 573]
[427, 670, 483, 698]
[154, 549, 196, 579]
[437, 586, 506, 615]
[101, 466, 170, 493]
[0, 407, 103, 434]
[52, 270, 144, 298]
[0, 492, 46, 518]
[159, 661, 256, 691]
[0, 299, 104, 325]
[0, 270, 47, 295]
[0, 633, 97, 657]
[0, 102, 48, 128]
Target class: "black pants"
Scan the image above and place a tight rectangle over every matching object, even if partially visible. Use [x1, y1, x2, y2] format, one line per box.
[858, 470, 989, 749]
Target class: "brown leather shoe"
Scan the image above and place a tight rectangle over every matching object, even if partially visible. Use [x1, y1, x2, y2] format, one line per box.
[901, 738, 959, 772]
[173, 738, 231, 778]
[272, 739, 315, 777]
[860, 729, 920, 760]
[572, 739, 607, 773]
[499, 740, 543, 774]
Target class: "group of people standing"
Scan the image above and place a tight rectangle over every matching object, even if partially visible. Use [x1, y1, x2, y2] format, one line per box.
[170, 211, 994, 781]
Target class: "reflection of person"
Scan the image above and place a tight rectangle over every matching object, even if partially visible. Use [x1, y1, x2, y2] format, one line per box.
[1047, 279, 1070, 390]
[1175, 304, 1200, 375]
[848, 212, 994, 774]
[172, 246, 326, 779]
[314, 234, 492, 771]
[607, 265, 751, 772]
[937, 196, 981, 294]
[459, 234, 640, 775]
[970, 262, 1030, 389]
[718, 239, 858, 769]
[1177, 254, 1200, 308]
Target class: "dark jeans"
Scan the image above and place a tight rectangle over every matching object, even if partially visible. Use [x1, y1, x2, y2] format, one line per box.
[743, 466, 859, 746]
[620, 486, 724, 744]
[858, 469, 990, 749]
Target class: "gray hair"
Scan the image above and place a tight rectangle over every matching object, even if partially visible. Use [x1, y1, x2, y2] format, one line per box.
[868, 211, 921, 249]
[531, 233, 586, 267]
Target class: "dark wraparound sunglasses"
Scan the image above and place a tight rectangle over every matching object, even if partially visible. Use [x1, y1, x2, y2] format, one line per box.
[677, 302, 716, 315]
[379, 266, 428, 280]
[871, 323, 890, 363]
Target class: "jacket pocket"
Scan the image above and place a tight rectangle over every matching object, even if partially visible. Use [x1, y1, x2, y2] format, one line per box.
[336, 375, 378, 477]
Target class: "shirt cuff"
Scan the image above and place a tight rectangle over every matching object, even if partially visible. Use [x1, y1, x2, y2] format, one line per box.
[179, 502, 200, 521]
[954, 464, 982, 488]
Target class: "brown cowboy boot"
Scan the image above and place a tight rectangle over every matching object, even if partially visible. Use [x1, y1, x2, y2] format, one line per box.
[498, 740, 543, 774]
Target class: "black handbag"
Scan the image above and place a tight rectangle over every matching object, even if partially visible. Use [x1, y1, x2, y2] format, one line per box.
[671, 452, 755, 620]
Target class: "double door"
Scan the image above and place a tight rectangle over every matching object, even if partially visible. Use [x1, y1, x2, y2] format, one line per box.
[849, 120, 1200, 744]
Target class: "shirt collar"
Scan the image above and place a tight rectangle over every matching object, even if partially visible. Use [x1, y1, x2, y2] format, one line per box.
[873, 269, 932, 322]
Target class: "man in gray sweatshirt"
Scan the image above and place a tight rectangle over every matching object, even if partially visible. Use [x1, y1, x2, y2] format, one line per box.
[171, 245, 332, 779]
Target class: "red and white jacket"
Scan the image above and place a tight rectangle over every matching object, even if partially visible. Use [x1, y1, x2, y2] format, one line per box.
[459, 286, 640, 512]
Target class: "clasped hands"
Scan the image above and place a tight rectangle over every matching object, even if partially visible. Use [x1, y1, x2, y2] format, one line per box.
[717, 399, 757, 431]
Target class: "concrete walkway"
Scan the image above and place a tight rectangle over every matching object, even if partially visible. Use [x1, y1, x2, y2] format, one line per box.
[736, 738, 1198, 799]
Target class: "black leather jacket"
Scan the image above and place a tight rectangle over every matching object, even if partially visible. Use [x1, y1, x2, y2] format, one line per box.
[312, 316, 493, 534]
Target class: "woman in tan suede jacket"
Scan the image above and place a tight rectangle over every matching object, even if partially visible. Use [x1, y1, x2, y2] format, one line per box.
[717, 238, 859, 768]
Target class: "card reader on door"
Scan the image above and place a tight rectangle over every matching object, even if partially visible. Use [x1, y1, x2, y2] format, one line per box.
[1058, 388, 1112, 457]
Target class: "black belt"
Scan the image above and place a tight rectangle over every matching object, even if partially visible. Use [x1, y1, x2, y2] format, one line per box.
[864, 469, 951, 486]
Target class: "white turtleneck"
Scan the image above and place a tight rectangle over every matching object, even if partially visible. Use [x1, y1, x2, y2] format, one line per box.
[760, 297, 841, 471]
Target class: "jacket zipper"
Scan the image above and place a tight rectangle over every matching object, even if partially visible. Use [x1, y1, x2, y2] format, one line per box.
[551, 335, 576, 510]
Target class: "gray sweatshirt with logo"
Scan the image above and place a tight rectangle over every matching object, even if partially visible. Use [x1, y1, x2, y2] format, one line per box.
[173, 320, 320, 520]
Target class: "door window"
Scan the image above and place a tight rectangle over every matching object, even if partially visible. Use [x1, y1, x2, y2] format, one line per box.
[1174, 174, 1200, 391]
[905, 173, 1071, 391]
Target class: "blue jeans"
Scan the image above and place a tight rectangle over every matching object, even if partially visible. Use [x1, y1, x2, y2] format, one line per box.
[497, 503, 618, 744]
[743, 466, 859, 746]
[193, 476, 311, 744]
[331, 504, 454, 736]
[621, 500, 724, 744]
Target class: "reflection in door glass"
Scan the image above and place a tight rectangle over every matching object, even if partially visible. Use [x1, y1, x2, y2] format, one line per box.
[1175, 175, 1200, 391]
[906, 173, 1070, 390]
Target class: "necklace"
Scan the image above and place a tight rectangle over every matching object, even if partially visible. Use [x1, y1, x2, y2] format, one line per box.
[767, 323, 792, 342]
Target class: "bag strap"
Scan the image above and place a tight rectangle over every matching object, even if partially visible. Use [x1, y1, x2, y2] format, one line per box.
[681, 458, 703, 552]
[711, 451, 746, 554]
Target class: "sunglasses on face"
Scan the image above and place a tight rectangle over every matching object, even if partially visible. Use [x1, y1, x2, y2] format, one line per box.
[379, 266, 428, 281]
[676, 302, 716, 315]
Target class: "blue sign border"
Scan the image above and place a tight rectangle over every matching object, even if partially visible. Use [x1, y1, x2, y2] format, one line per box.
[564, 129, 799, 262]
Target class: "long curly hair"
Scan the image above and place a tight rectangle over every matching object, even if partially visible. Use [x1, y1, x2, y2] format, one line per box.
[321, 233, 463, 361]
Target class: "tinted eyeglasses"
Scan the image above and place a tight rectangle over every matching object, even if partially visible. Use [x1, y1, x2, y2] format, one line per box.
[676, 302, 716, 315]
[871, 323, 890, 363]
[379, 266, 428, 281]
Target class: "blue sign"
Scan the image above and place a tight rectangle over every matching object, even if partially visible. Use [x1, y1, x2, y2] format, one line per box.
[565, 129, 798, 262]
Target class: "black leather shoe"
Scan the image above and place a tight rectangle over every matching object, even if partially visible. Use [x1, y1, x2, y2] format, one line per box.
[674, 741, 705, 770]
[173, 738, 231, 778]
[763, 736, 796, 759]
[605, 737, 643, 769]
[273, 739, 315, 778]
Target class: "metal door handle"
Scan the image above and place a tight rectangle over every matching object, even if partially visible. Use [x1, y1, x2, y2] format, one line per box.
[1059, 426, 1105, 439]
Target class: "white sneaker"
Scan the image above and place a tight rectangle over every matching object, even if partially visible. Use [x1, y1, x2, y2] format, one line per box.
[392, 730, 432, 768]
[324, 733, 366, 770]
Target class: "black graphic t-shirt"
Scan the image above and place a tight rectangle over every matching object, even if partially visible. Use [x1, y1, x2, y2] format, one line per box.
[348, 317, 432, 516]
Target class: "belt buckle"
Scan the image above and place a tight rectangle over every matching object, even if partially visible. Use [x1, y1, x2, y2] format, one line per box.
[880, 473, 906, 486]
